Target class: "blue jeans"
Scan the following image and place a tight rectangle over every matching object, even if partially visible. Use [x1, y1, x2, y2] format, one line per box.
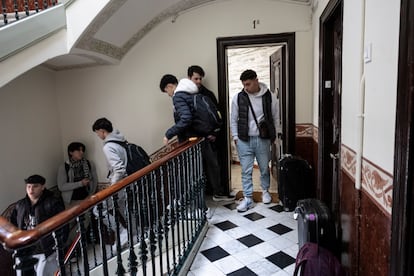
[236, 136, 271, 198]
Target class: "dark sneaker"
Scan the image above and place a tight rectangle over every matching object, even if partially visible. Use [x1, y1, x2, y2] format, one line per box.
[212, 194, 236, 202]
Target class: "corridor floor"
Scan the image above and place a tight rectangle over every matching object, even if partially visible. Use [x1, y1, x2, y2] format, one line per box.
[188, 197, 298, 276]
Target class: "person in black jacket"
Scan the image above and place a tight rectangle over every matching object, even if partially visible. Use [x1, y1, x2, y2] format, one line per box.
[10, 174, 65, 276]
[187, 65, 235, 202]
[159, 74, 235, 219]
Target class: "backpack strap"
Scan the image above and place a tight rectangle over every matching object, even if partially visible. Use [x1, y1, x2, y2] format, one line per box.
[105, 140, 128, 148]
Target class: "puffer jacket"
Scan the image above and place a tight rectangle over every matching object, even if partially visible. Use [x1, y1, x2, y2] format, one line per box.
[10, 189, 65, 257]
[165, 79, 199, 142]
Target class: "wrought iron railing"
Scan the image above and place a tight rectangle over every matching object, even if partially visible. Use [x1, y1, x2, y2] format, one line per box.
[1, 0, 58, 27]
[0, 138, 208, 275]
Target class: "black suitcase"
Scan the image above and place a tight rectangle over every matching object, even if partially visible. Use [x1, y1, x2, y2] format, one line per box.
[294, 198, 336, 252]
[277, 154, 313, 211]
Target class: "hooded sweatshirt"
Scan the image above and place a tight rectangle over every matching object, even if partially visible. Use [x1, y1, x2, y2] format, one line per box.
[103, 129, 128, 184]
[230, 82, 279, 140]
[165, 79, 199, 141]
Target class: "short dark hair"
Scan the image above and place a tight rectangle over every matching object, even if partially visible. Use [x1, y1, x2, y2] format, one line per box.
[187, 65, 205, 77]
[67, 142, 86, 158]
[92, 117, 113, 132]
[240, 69, 257, 81]
[159, 74, 178, 92]
[25, 174, 46, 185]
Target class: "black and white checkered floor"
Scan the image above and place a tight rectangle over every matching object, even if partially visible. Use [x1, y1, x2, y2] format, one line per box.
[188, 197, 298, 276]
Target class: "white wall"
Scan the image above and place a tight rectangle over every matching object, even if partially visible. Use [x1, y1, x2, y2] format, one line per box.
[363, 0, 399, 172]
[56, 0, 314, 181]
[0, 67, 63, 211]
[312, 0, 399, 174]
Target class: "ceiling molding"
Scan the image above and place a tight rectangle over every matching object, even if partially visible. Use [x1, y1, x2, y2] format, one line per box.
[47, 0, 312, 70]
[74, 0, 217, 61]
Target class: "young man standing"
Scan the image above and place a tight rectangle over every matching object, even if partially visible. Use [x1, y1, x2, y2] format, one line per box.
[187, 65, 235, 202]
[92, 117, 128, 248]
[57, 142, 98, 208]
[10, 174, 65, 276]
[230, 69, 279, 212]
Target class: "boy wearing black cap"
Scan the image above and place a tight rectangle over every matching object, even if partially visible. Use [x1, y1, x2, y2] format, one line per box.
[10, 174, 65, 276]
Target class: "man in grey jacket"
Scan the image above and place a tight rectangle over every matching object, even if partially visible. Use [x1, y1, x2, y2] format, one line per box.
[92, 117, 128, 249]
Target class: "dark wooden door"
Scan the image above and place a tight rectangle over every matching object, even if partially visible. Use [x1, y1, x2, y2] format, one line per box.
[269, 46, 286, 179]
[270, 45, 287, 157]
[318, 1, 343, 215]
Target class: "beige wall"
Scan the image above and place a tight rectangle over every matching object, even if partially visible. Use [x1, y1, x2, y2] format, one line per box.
[55, 0, 313, 181]
[0, 67, 62, 211]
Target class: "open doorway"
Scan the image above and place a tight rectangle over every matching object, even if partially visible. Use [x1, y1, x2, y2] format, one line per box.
[216, 33, 296, 200]
[227, 46, 281, 196]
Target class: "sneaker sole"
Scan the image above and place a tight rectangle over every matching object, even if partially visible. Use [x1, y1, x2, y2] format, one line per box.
[237, 203, 254, 212]
[212, 197, 236, 202]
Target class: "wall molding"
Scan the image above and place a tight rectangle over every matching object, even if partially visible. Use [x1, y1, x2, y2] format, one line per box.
[296, 123, 393, 216]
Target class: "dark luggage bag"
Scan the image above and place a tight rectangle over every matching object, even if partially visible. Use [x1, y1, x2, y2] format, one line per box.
[294, 198, 337, 253]
[277, 155, 313, 211]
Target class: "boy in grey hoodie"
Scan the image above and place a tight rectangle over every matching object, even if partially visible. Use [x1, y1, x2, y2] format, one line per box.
[92, 117, 128, 249]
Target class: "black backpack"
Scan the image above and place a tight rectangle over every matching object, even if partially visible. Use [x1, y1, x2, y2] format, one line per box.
[107, 141, 151, 175]
[191, 93, 223, 136]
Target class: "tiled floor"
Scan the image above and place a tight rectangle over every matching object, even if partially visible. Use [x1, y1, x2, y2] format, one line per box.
[188, 197, 299, 276]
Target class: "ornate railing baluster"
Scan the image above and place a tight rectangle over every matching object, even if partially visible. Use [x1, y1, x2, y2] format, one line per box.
[137, 178, 149, 275]
[125, 185, 138, 274]
[34, 0, 39, 12]
[96, 203, 109, 276]
[157, 168, 166, 274]
[161, 164, 171, 274]
[112, 192, 126, 275]
[150, 170, 164, 274]
[183, 152, 191, 248]
[86, 211, 98, 268]
[77, 214, 89, 275]
[55, 227, 66, 276]
[148, 171, 157, 273]
[23, 0, 28, 16]
[168, 159, 178, 273]
[13, 0, 18, 21]
[1, 0, 7, 25]
[176, 155, 185, 263]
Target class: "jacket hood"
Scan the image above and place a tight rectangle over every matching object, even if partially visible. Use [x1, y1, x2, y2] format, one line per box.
[104, 129, 126, 143]
[174, 78, 198, 95]
[248, 82, 269, 98]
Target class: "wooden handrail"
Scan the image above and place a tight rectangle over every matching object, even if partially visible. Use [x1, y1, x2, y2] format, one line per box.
[0, 137, 202, 250]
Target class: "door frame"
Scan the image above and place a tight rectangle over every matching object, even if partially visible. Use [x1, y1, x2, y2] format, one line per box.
[216, 33, 296, 191]
[318, 0, 343, 210]
[390, 0, 414, 274]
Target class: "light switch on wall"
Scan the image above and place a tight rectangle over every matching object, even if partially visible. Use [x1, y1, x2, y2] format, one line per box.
[364, 43, 372, 63]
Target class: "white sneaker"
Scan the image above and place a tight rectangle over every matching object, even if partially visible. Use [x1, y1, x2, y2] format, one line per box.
[236, 197, 254, 212]
[262, 191, 272, 204]
[205, 208, 212, 219]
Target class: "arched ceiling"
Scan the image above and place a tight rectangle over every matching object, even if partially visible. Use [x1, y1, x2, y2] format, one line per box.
[44, 0, 311, 70]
